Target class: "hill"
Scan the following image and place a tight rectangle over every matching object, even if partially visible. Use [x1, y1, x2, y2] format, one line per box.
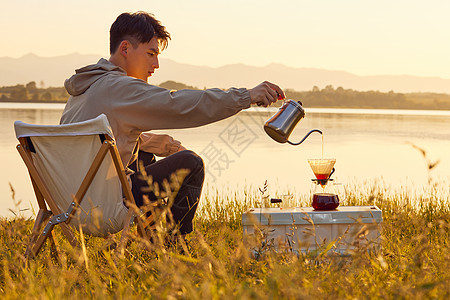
[0, 53, 102, 87]
[2, 53, 450, 93]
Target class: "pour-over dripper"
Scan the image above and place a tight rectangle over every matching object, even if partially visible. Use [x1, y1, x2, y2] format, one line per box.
[307, 158, 336, 180]
[308, 158, 341, 210]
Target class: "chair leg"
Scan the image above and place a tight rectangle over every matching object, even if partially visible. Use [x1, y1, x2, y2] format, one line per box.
[27, 217, 79, 258]
[117, 209, 135, 254]
[28, 222, 54, 258]
[49, 231, 60, 262]
[26, 209, 51, 257]
[135, 215, 148, 239]
[60, 222, 78, 248]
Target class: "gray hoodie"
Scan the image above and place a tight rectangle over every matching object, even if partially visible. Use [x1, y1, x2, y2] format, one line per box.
[60, 58, 251, 167]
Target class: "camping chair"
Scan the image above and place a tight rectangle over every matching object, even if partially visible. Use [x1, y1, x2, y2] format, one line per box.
[14, 114, 148, 258]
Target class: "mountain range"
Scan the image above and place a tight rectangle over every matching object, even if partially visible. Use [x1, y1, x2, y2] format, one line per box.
[1, 53, 450, 94]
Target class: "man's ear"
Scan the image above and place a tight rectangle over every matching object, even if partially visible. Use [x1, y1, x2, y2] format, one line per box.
[118, 40, 129, 57]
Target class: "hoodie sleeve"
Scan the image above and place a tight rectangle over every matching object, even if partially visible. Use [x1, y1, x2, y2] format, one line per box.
[105, 76, 251, 132]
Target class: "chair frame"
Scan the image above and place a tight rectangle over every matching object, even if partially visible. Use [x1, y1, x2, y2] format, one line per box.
[17, 134, 147, 258]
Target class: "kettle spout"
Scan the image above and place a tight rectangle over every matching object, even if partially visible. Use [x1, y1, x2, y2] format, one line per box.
[287, 129, 322, 146]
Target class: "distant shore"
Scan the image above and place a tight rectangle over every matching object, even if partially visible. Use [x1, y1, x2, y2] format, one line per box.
[3, 80, 450, 110]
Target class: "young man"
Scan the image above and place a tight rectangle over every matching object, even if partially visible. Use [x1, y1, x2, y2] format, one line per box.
[60, 12, 285, 237]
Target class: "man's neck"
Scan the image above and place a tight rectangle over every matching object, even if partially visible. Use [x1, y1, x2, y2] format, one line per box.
[109, 55, 126, 72]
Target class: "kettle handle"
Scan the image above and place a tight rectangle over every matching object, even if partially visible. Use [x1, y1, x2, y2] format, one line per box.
[287, 129, 323, 146]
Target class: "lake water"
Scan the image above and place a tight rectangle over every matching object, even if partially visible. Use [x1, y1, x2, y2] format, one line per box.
[1, 103, 449, 217]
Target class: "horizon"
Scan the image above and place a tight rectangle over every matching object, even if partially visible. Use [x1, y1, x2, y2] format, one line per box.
[1, 1, 450, 79]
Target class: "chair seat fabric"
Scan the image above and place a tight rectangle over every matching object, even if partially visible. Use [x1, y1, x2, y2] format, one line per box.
[14, 114, 128, 236]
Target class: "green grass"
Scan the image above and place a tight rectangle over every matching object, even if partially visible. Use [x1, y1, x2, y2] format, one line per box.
[1, 181, 449, 299]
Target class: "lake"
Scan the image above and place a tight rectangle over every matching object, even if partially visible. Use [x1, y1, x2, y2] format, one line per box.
[1, 103, 449, 217]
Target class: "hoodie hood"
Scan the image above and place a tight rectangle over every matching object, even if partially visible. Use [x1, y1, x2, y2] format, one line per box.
[64, 58, 126, 96]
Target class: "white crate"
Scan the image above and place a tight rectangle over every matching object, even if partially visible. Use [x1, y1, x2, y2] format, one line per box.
[242, 206, 383, 254]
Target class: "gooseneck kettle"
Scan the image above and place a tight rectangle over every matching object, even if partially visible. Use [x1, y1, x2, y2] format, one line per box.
[264, 99, 322, 145]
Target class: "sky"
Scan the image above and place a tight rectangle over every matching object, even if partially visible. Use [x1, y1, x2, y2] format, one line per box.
[1, 0, 450, 78]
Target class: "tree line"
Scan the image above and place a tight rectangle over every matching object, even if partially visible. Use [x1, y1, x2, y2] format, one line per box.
[0, 81, 197, 103]
[284, 85, 450, 110]
[1, 81, 450, 110]
[0, 82, 68, 103]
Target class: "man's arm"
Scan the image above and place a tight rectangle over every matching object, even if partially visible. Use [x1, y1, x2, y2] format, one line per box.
[107, 76, 284, 132]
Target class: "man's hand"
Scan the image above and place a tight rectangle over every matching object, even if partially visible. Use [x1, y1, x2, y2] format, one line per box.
[248, 81, 285, 107]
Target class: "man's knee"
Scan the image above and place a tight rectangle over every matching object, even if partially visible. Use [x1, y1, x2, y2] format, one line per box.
[178, 150, 204, 172]
[176, 150, 205, 186]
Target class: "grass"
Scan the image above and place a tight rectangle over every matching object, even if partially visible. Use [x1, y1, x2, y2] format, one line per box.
[0, 179, 449, 299]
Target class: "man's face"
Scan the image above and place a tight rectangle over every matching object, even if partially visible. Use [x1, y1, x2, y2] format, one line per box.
[125, 37, 160, 81]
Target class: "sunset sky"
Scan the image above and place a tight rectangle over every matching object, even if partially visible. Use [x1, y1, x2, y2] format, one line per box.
[2, 0, 450, 78]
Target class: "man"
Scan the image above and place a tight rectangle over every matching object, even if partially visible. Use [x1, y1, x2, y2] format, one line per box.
[60, 11, 284, 238]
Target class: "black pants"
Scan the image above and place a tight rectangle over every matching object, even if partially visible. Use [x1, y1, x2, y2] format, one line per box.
[129, 150, 204, 234]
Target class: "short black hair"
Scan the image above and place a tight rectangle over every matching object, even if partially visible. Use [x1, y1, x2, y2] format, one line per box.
[109, 11, 171, 54]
